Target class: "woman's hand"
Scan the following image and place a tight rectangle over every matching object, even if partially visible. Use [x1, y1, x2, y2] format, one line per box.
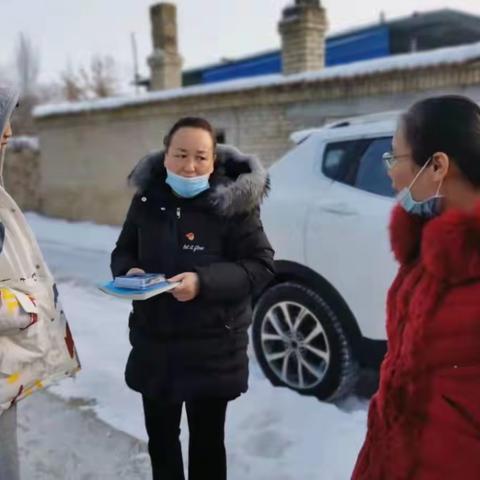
[168, 272, 200, 302]
[126, 267, 146, 276]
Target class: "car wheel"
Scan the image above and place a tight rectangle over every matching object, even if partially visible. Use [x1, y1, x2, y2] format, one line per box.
[252, 282, 359, 401]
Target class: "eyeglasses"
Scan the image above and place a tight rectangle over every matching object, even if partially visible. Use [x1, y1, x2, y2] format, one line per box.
[382, 152, 410, 170]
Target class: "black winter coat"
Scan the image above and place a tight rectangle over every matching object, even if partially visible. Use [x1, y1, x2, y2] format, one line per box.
[111, 145, 275, 401]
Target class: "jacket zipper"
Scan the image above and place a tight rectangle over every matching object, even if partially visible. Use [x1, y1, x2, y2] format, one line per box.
[174, 206, 181, 270]
[172, 206, 181, 272]
[165, 205, 181, 393]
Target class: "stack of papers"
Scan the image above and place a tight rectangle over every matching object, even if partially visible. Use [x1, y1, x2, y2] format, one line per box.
[114, 273, 166, 290]
[98, 279, 179, 301]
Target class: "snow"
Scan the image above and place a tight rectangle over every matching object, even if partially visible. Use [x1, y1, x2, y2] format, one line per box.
[7, 136, 40, 152]
[290, 110, 399, 145]
[26, 212, 119, 256]
[18, 390, 151, 479]
[25, 211, 368, 479]
[34, 41, 480, 119]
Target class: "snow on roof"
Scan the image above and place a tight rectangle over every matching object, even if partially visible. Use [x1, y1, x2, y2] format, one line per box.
[290, 112, 400, 144]
[323, 110, 401, 128]
[34, 41, 480, 119]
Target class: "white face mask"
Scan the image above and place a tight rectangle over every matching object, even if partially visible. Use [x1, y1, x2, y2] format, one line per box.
[397, 156, 444, 218]
[165, 169, 211, 198]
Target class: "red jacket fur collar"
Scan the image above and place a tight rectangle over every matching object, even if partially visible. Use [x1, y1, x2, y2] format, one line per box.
[390, 204, 480, 284]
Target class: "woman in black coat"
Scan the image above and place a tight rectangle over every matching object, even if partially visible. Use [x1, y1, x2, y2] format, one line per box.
[111, 117, 275, 480]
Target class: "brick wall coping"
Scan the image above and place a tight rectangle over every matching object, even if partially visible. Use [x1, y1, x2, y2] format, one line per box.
[34, 41, 480, 120]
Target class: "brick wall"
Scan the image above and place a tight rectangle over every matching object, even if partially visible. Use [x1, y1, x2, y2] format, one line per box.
[34, 61, 480, 224]
[3, 140, 42, 212]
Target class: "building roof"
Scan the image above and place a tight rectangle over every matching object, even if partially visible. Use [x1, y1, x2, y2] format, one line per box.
[327, 8, 480, 45]
[178, 8, 480, 86]
[388, 8, 480, 53]
[34, 40, 480, 119]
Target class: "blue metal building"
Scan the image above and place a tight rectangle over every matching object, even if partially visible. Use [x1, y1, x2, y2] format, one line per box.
[179, 9, 480, 87]
[134, 9, 480, 88]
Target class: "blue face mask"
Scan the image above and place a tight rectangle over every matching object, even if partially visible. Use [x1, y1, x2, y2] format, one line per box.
[165, 169, 211, 198]
[397, 157, 444, 219]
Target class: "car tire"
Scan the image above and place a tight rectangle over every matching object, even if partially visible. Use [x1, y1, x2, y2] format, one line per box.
[252, 282, 359, 401]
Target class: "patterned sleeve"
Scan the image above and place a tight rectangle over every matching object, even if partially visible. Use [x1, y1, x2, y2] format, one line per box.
[0, 288, 38, 335]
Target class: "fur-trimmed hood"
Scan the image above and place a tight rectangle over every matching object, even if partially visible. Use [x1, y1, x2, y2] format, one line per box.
[0, 85, 18, 140]
[128, 144, 270, 217]
[390, 204, 480, 284]
[0, 85, 19, 185]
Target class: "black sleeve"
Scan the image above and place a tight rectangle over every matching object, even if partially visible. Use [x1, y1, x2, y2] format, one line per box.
[110, 198, 140, 278]
[194, 208, 275, 302]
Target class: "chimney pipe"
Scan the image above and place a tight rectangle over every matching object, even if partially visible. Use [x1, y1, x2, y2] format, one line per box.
[278, 0, 328, 76]
[147, 3, 183, 91]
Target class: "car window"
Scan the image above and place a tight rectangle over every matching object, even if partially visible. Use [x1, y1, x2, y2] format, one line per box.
[322, 139, 370, 185]
[355, 137, 394, 198]
[322, 137, 394, 198]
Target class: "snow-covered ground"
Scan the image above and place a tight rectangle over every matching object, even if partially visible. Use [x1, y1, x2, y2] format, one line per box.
[18, 390, 151, 480]
[26, 212, 368, 480]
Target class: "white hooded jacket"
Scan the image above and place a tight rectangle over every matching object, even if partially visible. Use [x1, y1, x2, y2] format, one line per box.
[0, 85, 80, 414]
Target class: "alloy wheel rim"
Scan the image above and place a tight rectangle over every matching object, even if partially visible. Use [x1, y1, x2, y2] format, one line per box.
[260, 301, 331, 389]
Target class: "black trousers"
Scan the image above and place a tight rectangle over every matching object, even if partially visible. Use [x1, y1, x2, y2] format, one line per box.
[142, 396, 229, 480]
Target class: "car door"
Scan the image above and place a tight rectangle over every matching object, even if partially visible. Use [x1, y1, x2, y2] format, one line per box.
[304, 135, 397, 340]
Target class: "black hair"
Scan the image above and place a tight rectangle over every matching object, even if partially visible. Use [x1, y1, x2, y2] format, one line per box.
[401, 95, 480, 187]
[163, 116, 217, 152]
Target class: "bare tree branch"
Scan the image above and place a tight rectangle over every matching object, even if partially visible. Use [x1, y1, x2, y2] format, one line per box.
[10, 33, 41, 134]
[88, 55, 118, 98]
[60, 63, 88, 102]
[16, 33, 40, 97]
[59, 55, 119, 101]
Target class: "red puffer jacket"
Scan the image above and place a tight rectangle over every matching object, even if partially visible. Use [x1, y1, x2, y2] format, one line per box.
[352, 205, 480, 480]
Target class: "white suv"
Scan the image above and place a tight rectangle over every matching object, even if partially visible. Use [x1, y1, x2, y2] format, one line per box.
[252, 112, 400, 401]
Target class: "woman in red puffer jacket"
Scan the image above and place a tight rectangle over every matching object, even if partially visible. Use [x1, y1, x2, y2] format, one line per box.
[352, 95, 480, 480]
